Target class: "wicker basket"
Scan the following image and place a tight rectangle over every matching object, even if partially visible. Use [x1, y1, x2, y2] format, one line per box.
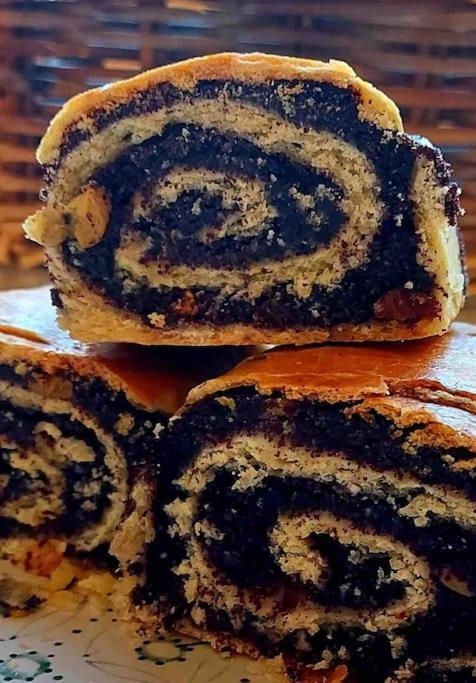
[0, 0, 475, 287]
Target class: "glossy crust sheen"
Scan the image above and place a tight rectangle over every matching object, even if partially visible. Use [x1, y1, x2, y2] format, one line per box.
[37, 52, 402, 164]
[117, 324, 476, 682]
[187, 321, 476, 415]
[0, 286, 243, 414]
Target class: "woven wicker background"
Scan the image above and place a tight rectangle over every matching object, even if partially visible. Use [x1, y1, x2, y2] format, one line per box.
[0, 0, 475, 289]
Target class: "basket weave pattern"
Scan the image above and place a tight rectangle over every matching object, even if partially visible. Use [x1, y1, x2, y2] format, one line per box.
[0, 0, 475, 284]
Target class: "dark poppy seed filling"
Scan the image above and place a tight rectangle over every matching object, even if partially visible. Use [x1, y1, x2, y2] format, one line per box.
[59, 83, 440, 327]
[0, 282, 253, 614]
[28, 67, 464, 343]
[414, 662, 476, 683]
[72, 376, 167, 467]
[0, 399, 113, 540]
[61, 118, 434, 328]
[127, 386, 475, 681]
[0, 362, 166, 552]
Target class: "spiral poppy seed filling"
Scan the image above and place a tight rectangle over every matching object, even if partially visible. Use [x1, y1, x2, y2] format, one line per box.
[62, 134, 433, 328]
[28, 56, 464, 344]
[130, 387, 475, 681]
[0, 400, 111, 538]
[0, 362, 165, 550]
[59, 81, 442, 329]
[94, 123, 346, 268]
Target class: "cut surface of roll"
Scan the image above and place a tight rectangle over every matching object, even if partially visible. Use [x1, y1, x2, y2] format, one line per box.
[0, 285, 248, 611]
[115, 324, 476, 682]
[25, 52, 465, 345]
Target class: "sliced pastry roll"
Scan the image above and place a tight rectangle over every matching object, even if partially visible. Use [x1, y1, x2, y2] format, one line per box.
[0, 286, 245, 611]
[25, 53, 465, 346]
[116, 325, 476, 682]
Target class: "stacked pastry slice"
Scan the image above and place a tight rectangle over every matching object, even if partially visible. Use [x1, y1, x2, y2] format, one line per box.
[17, 52, 474, 682]
[25, 53, 465, 345]
[0, 285, 245, 612]
[115, 327, 476, 682]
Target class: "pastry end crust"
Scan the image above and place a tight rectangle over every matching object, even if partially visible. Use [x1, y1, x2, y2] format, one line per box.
[37, 52, 403, 165]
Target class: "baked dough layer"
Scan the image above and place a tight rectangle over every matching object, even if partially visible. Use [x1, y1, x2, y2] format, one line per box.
[114, 325, 476, 681]
[24, 53, 465, 345]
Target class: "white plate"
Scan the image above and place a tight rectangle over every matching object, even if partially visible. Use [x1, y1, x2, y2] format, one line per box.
[0, 601, 281, 682]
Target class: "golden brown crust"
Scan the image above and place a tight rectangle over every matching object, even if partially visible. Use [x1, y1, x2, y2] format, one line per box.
[0, 286, 247, 413]
[31, 53, 462, 347]
[187, 323, 476, 415]
[353, 396, 476, 444]
[38, 52, 402, 165]
[60, 302, 454, 347]
[48, 250, 455, 347]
